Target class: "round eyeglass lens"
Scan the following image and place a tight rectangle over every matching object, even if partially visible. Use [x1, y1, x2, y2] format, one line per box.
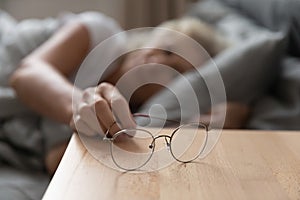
[110, 129, 154, 170]
[170, 123, 207, 163]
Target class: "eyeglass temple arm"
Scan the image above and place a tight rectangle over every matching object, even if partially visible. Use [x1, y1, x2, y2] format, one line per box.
[133, 113, 180, 124]
[133, 113, 209, 130]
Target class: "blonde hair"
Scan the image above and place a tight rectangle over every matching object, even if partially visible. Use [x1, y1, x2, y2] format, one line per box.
[158, 17, 229, 56]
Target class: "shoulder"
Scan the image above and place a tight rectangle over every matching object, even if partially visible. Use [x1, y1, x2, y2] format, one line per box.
[74, 12, 124, 49]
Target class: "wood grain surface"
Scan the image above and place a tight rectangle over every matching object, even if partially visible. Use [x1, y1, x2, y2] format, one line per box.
[43, 130, 300, 200]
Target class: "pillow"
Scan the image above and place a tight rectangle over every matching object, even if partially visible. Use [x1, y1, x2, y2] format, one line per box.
[138, 1, 285, 122]
[186, 0, 235, 24]
[138, 32, 284, 121]
[218, 0, 300, 57]
[0, 12, 59, 86]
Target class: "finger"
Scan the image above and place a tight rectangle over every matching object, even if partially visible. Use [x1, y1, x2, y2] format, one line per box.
[98, 83, 136, 129]
[81, 86, 121, 136]
[81, 87, 98, 104]
[78, 103, 103, 135]
[72, 115, 98, 136]
[94, 95, 121, 136]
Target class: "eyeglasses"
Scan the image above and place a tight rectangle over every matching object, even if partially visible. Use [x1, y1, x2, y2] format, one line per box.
[103, 113, 212, 171]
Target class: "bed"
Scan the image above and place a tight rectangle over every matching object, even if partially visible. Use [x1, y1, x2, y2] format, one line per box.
[1, 0, 300, 199]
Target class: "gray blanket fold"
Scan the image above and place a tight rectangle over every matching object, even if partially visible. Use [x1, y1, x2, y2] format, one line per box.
[0, 10, 71, 199]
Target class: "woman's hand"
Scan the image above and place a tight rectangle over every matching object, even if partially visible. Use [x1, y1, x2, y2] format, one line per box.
[70, 82, 136, 136]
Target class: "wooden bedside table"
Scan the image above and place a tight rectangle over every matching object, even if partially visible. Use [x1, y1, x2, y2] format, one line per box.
[43, 130, 300, 200]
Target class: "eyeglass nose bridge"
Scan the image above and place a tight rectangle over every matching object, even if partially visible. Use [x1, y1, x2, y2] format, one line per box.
[149, 135, 172, 150]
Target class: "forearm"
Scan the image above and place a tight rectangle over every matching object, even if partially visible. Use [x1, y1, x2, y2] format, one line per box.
[9, 21, 91, 124]
[10, 58, 82, 124]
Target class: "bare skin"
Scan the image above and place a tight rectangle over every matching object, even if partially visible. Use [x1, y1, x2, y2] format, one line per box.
[10, 21, 134, 174]
[10, 21, 249, 175]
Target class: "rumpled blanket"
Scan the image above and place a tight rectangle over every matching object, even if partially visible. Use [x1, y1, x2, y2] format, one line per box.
[0, 10, 72, 199]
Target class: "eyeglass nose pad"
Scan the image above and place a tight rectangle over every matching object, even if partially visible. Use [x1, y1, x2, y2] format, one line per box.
[166, 142, 170, 151]
[164, 137, 171, 151]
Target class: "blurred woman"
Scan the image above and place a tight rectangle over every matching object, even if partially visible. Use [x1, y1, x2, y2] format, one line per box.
[9, 13, 232, 173]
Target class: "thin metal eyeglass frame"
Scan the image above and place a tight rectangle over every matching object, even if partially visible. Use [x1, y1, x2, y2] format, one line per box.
[103, 113, 209, 171]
